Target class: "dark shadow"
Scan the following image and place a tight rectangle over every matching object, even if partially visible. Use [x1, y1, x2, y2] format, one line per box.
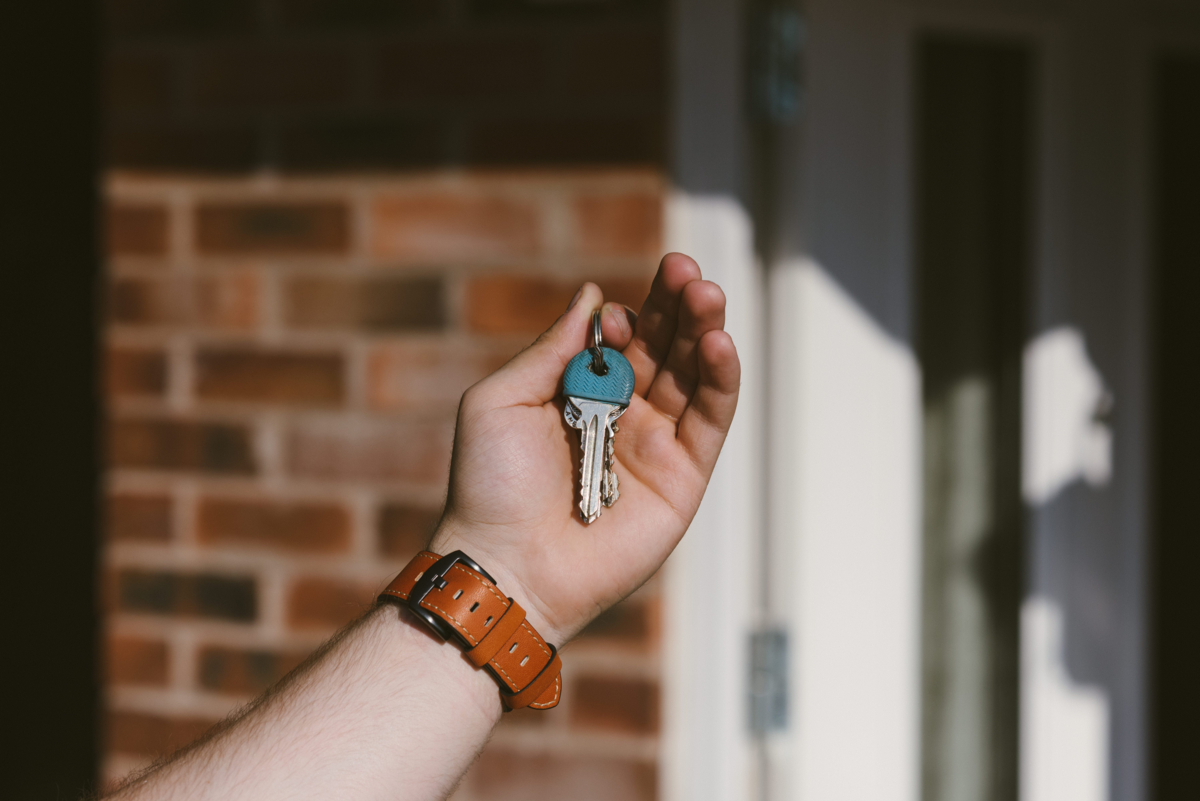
[3, 4, 102, 799]
[102, 0, 668, 173]
[1150, 50, 1200, 801]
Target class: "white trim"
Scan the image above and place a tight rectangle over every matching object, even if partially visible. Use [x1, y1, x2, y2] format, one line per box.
[771, 259, 923, 801]
[662, 194, 763, 801]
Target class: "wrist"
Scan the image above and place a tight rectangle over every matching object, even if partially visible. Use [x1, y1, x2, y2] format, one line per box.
[368, 602, 504, 723]
[428, 520, 566, 646]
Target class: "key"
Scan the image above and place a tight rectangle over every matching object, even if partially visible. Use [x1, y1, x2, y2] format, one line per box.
[563, 312, 635, 523]
[564, 396, 625, 523]
[602, 431, 619, 507]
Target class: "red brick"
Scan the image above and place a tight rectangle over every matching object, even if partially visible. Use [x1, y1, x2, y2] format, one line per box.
[465, 275, 651, 334]
[107, 636, 168, 686]
[196, 201, 349, 255]
[197, 645, 309, 695]
[107, 204, 168, 256]
[465, 751, 656, 801]
[110, 276, 178, 325]
[107, 347, 167, 398]
[116, 569, 257, 622]
[577, 598, 653, 647]
[109, 272, 260, 331]
[366, 341, 510, 410]
[191, 46, 352, 110]
[496, 704, 551, 728]
[377, 503, 440, 558]
[286, 418, 453, 485]
[572, 192, 663, 258]
[194, 348, 344, 406]
[571, 676, 659, 734]
[378, 35, 546, 102]
[107, 711, 219, 759]
[109, 418, 256, 474]
[371, 193, 538, 262]
[197, 496, 350, 553]
[285, 276, 444, 331]
[107, 493, 172, 542]
[193, 272, 261, 330]
[286, 577, 375, 631]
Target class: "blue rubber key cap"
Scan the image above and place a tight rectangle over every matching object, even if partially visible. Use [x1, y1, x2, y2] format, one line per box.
[563, 313, 635, 523]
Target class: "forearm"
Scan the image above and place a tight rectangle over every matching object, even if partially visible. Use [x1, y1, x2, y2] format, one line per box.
[108, 604, 502, 801]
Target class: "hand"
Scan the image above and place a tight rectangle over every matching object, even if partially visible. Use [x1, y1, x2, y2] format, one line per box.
[432, 253, 740, 644]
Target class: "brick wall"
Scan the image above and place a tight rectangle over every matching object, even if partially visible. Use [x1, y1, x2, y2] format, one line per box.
[105, 0, 666, 172]
[102, 170, 665, 799]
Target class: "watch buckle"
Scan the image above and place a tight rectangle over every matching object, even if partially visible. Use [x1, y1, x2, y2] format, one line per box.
[406, 550, 495, 642]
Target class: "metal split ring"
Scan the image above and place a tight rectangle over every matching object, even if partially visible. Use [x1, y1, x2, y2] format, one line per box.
[590, 309, 607, 375]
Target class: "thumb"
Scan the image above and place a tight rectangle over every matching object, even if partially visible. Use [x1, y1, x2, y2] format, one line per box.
[484, 283, 604, 406]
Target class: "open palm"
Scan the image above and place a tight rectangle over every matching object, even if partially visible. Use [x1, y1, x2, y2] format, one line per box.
[432, 254, 740, 644]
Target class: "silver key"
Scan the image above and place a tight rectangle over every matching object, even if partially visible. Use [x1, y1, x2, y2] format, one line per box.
[565, 399, 625, 522]
[602, 428, 619, 507]
[562, 311, 635, 524]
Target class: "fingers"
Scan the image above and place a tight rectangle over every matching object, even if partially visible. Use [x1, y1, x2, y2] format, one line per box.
[677, 330, 740, 470]
[645, 279, 727, 421]
[599, 302, 636, 351]
[482, 284, 638, 406]
[625, 253, 702, 396]
[485, 283, 604, 405]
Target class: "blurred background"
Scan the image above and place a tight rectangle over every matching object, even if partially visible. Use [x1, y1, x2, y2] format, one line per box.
[5, 1, 1199, 800]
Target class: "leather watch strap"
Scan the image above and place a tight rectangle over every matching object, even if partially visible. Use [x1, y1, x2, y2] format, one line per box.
[378, 550, 562, 711]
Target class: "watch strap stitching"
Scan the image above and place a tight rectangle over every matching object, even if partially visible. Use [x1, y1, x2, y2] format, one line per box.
[467, 601, 526, 668]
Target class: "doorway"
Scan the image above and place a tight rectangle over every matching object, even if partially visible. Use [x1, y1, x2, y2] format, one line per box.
[915, 34, 1033, 801]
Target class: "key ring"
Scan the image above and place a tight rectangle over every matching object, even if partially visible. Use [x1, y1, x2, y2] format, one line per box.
[590, 309, 607, 375]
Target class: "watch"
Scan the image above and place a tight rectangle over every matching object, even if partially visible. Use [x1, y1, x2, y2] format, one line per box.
[378, 550, 562, 710]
